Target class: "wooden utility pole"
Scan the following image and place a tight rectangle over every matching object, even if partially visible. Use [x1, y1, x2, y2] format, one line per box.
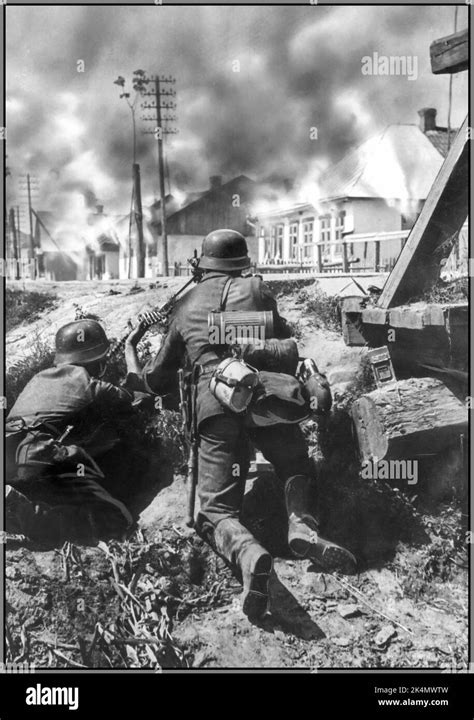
[114, 74, 140, 279]
[133, 163, 146, 278]
[155, 77, 169, 277]
[19, 174, 39, 279]
[27, 174, 36, 277]
[16, 205, 21, 242]
[141, 74, 177, 277]
[9, 207, 20, 279]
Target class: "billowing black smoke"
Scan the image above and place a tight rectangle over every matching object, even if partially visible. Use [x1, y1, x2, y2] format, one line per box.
[6, 5, 468, 215]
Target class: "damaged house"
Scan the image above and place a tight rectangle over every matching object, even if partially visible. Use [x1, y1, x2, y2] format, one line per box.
[152, 175, 259, 272]
[33, 205, 121, 281]
[257, 108, 467, 274]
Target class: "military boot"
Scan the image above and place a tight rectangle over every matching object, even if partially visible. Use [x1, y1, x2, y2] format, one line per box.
[5, 485, 65, 544]
[285, 475, 357, 574]
[214, 518, 273, 620]
[5, 486, 105, 545]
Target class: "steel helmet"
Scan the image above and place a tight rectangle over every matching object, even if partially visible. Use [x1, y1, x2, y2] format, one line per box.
[55, 320, 110, 365]
[199, 229, 251, 272]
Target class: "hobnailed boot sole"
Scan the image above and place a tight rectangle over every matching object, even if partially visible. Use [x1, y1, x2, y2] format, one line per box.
[241, 551, 273, 621]
[289, 530, 357, 575]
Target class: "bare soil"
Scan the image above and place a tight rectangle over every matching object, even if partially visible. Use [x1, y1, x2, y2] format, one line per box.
[5, 280, 468, 670]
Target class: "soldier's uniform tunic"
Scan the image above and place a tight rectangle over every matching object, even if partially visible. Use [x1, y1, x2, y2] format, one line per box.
[7, 364, 135, 539]
[126, 271, 313, 540]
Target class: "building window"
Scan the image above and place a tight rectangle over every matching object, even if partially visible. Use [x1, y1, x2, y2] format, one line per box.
[289, 222, 299, 261]
[263, 227, 272, 261]
[302, 219, 314, 262]
[320, 216, 331, 255]
[275, 224, 283, 260]
[334, 212, 345, 254]
[268, 224, 284, 261]
[270, 226, 277, 260]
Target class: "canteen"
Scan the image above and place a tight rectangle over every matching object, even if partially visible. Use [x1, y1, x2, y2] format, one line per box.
[209, 357, 259, 414]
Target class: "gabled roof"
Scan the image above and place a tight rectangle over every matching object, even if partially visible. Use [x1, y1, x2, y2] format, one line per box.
[168, 175, 255, 219]
[319, 124, 448, 202]
[424, 128, 458, 158]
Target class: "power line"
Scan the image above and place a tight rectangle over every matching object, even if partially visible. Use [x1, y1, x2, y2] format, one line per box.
[141, 73, 178, 277]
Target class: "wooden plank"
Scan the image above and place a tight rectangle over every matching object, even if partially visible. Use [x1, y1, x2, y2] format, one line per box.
[340, 296, 365, 313]
[351, 395, 388, 461]
[445, 305, 469, 369]
[388, 328, 450, 372]
[389, 307, 425, 330]
[377, 116, 468, 308]
[421, 304, 446, 327]
[388, 303, 446, 329]
[361, 307, 387, 325]
[351, 377, 467, 463]
[361, 302, 465, 331]
[341, 312, 366, 346]
[430, 28, 469, 75]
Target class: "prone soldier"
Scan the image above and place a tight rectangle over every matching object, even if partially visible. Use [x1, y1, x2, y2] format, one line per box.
[5, 319, 150, 544]
[125, 229, 356, 620]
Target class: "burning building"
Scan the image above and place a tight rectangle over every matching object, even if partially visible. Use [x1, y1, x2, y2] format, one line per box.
[33, 205, 121, 281]
[156, 175, 260, 272]
[256, 109, 463, 273]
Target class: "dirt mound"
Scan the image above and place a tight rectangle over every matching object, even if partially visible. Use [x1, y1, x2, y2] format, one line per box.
[5, 278, 469, 669]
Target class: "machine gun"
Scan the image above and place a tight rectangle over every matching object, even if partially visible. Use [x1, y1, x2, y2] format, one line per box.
[108, 252, 203, 358]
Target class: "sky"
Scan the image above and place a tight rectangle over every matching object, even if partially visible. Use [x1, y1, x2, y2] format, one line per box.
[6, 4, 469, 221]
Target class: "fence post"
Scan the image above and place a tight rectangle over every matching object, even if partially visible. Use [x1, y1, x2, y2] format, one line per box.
[374, 240, 380, 272]
[317, 243, 323, 273]
[342, 241, 349, 273]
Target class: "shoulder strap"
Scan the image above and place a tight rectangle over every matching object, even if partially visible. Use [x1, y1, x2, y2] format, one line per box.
[220, 277, 233, 311]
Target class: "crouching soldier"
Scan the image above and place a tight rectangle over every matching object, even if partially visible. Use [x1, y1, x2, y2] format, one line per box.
[6, 319, 137, 544]
[125, 229, 356, 621]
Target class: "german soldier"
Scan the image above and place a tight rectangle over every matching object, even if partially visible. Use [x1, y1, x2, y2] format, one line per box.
[6, 319, 140, 544]
[125, 229, 356, 620]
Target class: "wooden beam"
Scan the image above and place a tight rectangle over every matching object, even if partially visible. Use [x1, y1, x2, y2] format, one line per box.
[377, 116, 468, 308]
[351, 377, 467, 463]
[430, 27, 469, 75]
[361, 307, 388, 325]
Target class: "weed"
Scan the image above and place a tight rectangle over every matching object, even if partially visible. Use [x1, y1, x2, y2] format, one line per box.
[6, 287, 58, 332]
[409, 277, 468, 305]
[6, 338, 55, 410]
[296, 282, 342, 332]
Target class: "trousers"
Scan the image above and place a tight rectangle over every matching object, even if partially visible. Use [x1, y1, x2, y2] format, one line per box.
[195, 413, 313, 538]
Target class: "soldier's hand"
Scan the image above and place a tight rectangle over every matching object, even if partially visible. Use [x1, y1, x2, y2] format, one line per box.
[126, 311, 162, 348]
[125, 318, 149, 348]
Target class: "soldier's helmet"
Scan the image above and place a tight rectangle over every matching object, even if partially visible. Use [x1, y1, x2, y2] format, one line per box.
[54, 320, 110, 366]
[199, 229, 251, 272]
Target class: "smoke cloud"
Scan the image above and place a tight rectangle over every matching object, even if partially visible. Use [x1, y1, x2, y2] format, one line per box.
[6, 5, 468, 218]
